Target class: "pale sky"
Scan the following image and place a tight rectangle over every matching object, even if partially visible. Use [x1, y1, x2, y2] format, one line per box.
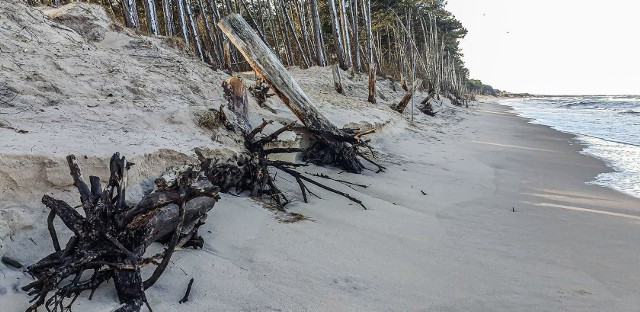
[446, 0, 640, 95]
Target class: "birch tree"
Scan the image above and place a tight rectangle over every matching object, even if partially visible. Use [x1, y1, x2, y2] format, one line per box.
[162, 0, 174, 36]
[329, 0, 347, 69]
[121, 0, 140, 29]
[142, 0, 159, 35]
[310, 0, 327, 66]
[185, 0, 204, 61]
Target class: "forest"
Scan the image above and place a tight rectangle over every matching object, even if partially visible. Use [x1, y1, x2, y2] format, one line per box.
[26, 0, 490, 99]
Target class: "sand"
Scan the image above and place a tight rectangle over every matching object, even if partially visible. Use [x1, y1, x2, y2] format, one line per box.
[2, 2, 640, 311]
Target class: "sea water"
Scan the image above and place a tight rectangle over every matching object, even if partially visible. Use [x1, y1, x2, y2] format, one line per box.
[500, 96, 640, 199]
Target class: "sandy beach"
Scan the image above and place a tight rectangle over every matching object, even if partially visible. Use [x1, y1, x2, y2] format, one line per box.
[2, 3, 640, 311]
[6, 98, 640, 311]
[144, 102, 640, 311]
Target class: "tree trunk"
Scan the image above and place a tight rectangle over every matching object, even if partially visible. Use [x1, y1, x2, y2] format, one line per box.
[392, 79, 422, 113]
[310, 0, 327, 66]
[273, 0, 293, 66]
[368, 62, 376, 103]
[279, 0, 309, 68]
[349, 0, 361, 72]
[239, 0, 268, 46]
[222, 76, 251, 131]
[200, 0, 222, 67]
[142, 0, 159, 35]
[176, 0, 189, 43]
[185, 0, 205, 61]
[294, 0, 314, 66]
[218, 14, 380, 173]
[328, 0, 347, 70]
[208, 0, 228, 69]
[338, 0, 352, 68]
[121, 0, 140, 29]
[162, 0, 174, 36]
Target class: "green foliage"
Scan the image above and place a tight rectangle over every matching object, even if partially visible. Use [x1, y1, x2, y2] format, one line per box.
[467, 79, 497, 96]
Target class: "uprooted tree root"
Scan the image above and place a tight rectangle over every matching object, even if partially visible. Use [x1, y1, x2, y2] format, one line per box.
[198, 119, 370, 210]
[23, 154, 219, 312]
[301, 127, 386, 174]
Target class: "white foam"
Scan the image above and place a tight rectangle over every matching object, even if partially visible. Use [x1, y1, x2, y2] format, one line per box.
[501, 97, 640, 199]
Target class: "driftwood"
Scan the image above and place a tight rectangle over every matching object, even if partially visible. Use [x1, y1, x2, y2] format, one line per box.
[218, 14, 383, 174]
[392, 79, 422, 114]
[178, 278, 195, 304]
[23, 154, 219, 312]
[2, 256, 23, 269]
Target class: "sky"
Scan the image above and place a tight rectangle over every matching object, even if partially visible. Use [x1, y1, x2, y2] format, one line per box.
[445, 0, 640, 95]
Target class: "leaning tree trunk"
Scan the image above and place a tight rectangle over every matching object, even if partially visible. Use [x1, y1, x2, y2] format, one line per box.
[363, 0, 375, 103]
[392, 79, 422, 114]
[218, 14, 384, 173]
[338, 0, 352, 69]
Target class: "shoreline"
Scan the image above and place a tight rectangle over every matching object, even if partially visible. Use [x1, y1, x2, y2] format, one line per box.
[496, 96, 640, 200]
[470, 100, 640, 215]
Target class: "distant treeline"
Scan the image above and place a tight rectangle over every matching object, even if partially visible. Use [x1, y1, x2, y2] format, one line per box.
[467, 79, 496, 96]
[28, 0, 485, 99]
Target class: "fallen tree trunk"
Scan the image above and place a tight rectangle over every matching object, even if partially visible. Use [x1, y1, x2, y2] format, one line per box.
[23, 154, 219, 312]
[218, 14, 383, 173]
[392, 79, 422, 114]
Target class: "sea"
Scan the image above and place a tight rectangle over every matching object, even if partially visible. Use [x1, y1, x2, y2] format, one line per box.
[499, 95, 640, 199]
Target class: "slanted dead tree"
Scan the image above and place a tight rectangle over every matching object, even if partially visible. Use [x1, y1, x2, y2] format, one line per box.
[23, 154, 219, 312]
[419, 90, 437, 116]
[391, 79, 422, 114]
[218, 14, 385, 174]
